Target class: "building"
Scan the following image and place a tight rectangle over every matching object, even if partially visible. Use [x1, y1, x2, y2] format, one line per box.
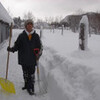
[0, 2, 13, 43]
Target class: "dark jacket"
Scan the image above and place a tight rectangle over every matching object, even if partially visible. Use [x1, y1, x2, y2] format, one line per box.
[12, 30, 41, 66]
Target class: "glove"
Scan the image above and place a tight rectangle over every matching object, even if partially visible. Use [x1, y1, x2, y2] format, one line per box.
[7, 46, 13, 52]
[34, 48, 40, 60]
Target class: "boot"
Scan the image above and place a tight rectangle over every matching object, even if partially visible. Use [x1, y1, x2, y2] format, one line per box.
[22, 86, 27, 90]
[27, 88, 34, 95]
[27, 79, 34, 95]
[22, 82, 27, 90]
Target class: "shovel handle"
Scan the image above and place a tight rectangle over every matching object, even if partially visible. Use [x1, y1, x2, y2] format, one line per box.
[6, 23, 13, 80]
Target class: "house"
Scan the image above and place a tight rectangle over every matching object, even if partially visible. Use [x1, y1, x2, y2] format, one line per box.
[0, 2, 13, 43]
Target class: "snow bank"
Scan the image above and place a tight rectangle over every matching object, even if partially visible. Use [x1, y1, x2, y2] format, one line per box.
[40, 29, 100, 100]
[40, 48, 100, 100]
[48, 60, 100, 100]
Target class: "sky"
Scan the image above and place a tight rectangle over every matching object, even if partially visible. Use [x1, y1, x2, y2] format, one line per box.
[0, 0, 100, 20]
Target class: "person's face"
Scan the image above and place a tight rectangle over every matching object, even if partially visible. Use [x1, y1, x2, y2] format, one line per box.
[26, 22, 33, 32]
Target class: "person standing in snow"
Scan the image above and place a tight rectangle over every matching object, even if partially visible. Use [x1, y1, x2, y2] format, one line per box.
[7, 19, 42, 95]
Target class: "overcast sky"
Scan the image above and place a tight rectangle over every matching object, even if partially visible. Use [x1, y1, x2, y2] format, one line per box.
[0, 0, 100, 20]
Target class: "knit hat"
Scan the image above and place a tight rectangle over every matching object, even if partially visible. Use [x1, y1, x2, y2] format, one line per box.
[24, 19, 33, 27]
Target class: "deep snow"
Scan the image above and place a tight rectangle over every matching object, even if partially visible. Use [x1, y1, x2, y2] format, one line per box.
[0, 29, 100, 100]
[41, 29, 100, 100]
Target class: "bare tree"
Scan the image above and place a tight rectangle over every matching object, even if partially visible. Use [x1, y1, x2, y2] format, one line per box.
[74, 9, 85, 15]
[55, 16, 62, 23]
[24, 11, 36, 22]
[44, 17, 54, 24]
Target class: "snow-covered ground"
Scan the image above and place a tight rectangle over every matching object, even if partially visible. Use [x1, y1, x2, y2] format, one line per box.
[0, 29, 100, 100]
[42, 29, 100, 100]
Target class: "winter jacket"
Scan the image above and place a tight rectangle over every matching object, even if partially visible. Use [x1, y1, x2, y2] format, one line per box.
[11, 30, 41, 66]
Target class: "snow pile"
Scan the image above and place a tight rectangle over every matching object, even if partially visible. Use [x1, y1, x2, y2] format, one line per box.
[0, 2, 13, 25]
[48, 58, 100, 100]
[40, 46, 100, 100]
[40, 29, 100, 100]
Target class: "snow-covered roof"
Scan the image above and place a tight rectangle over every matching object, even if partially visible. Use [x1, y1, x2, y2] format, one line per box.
[61, 16, 69, 23]
[0, 2, 13, 25]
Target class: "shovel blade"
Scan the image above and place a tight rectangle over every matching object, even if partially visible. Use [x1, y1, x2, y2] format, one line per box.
[0, 78, 16, 94]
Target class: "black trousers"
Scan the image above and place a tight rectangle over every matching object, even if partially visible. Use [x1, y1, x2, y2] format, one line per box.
[22, 65, 36, 90]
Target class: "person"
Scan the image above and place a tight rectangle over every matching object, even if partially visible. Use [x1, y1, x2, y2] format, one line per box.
[7, 19, 42, 95]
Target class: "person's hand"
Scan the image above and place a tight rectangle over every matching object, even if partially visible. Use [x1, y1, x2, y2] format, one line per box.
[34, 48, 40, 60]
[7, 46, 12, 52]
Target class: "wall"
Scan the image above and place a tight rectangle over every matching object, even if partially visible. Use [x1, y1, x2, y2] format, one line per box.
[0, 21, 9, 43]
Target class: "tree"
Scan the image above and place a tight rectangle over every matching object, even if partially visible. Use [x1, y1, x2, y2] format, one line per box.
[13, 17, 21, 28]
[24, 11, 35, 22]
[74, 9, 85, 15]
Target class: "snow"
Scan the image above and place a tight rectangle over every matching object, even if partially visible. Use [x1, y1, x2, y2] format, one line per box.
[0, 29, 100, 100]
[41, 29, 100, 100]
[0, 2, 13, 25]
[61, 16, 69, 23]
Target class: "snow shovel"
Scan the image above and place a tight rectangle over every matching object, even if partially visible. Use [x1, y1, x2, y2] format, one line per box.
[34, 48, 41, 93]
[34, 48, 47, 96]
[0, 23, 16, 94]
